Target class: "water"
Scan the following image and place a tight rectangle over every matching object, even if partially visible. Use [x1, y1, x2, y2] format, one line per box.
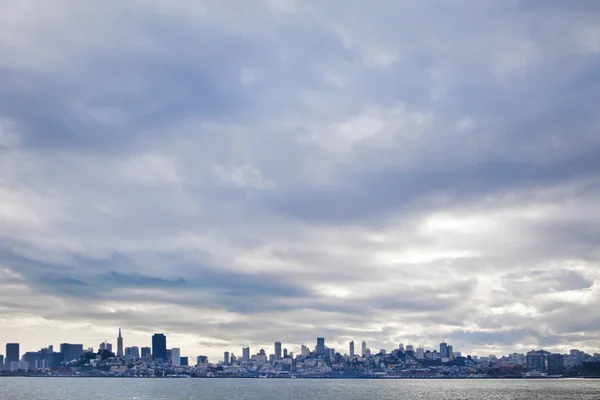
[1, 377, 599, 399]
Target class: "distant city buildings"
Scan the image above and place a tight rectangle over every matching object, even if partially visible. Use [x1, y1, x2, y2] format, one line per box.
[171, 348, 181, 366]
[5, 343, 19, 365]
[349, 341, 355, 358]
[316, 338, 325, 355]
[152, 333, 167, 361]
[117, 328, 124, 357]
[274, 342, 282, 360]
[362, 341, 367, 357]
[242, 347, 250, 362]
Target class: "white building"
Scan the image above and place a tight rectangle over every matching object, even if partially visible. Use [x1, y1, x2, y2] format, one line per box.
[171, 348, 181, 366]
[416, 347, 425, 359]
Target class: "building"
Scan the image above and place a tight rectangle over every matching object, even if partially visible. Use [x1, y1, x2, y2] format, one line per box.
[141, 347, 151, 359]
[197, 355, 208, 366]
[440, 342, 449, 359]
[527, 351, 546, 372]
[448, 345, 454, 360]
[406, 345, 414, 352]
[224, 351, 230, 365]
[152, 334, 167, 361]
[117, 328, 124, 357]
[349, 341, 355, 357]
[60, 343, 83, 363]
[328, 348, 335, 360]
[274, 342, 282, 359]
[547, 354, 565, 375]
[301, 345, 310, 356]
[362, 341, 367, 357]
[242, 347, 250, 362]
[364, 348, 371, 357]
[6, 343, 20, 365]
[125, 346, 140, 359]
[170, 348, 180, 366]
[316, 338, 325, 355]
[99, 342, 113, 353]
[180, 357, 189, 366]
[0, 355, 4, 365]
[416, 347, 425, 359]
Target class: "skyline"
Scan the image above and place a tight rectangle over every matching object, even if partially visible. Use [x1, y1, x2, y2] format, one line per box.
[2, 0, 600, 362]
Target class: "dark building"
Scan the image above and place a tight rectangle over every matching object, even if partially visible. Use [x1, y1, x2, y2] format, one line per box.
[141, 347, 152, 359]
[526, 351, 546, 372]
[6, 343, 20, 364]
[546, 353, 565, 375]
[197, 355, 208, 365]
[274, 342, 282, 359]
[180, 357, 189, 366]
[0, 355, 4, 365]
[316, 338, 325, 355]
[152, 333, 167, 361]
[291, 357, 297, 373]
[60, 343, 84, 363]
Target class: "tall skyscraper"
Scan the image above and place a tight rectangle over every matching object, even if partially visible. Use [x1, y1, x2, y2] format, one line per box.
[117, 328, 124, 357]
[152, 333, 167, 361]
[301, 345, 309, 356]
[6, 343, 19, 364]
[60, 343, 83, 362]
[316, 338, 325, 355]
[224, 351, 230, 364]
[398, 343, 404, 352]
[447, 345, 454, 360]
[141, 347, 152, 359]
[361, 340, 367, 357]
[171, 348, 181, 366]
[274, 342, 282, 359]
[416, 347, 425, 359]
[283, 348, 288, 358]
[242, 347, 250, 362]
[440, 342, 449, 358]
[349, 341, 355, 357]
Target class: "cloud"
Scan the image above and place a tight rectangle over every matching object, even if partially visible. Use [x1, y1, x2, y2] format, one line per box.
[0, 0, 599, 359]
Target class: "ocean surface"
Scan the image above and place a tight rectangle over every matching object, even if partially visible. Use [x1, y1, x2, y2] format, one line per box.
[1, 377, 599, 399]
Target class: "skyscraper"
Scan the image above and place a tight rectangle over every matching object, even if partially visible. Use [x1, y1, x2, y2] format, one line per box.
[301, 345, 309, 356]
[242, 347, 250, 362]
[224, 351, 230, 364]
[152, 333, 167, 361]
[416, 347, 425, 359]
[6, 343, 19, 364]
[440, 342, 449, 358]
[316, 338, 325, 355]
[274, 342, 282, 359]
[141, 347, 152, 360]
[361, 340, 367, 357]
[349, 341, 355, 357]
[171, 348, 181, 366]
[117, 328, 124, 357]
[60, 343, 83, 362]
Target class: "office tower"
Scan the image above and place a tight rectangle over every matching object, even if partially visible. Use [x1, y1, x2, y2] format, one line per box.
[231, 353, 237, 363]
[328, 348, 335, 360]
[380, 349, 386, 356]
[117, 328, 124, 357]
[180, 357, 189, 366]
[349, 341, 355, 357]
[242, 347, 250, 362]
[291, 357, 297, 373]
[398, 343, 404, 352]
[365, 348, 371, 357]
[283, 348, 288, 358]
[547, 354, 565, 375]
[406, 345, 414, 352]
[289, 352, 294, 359]
[224, 351, 230, 365]
[197, 355, 208, 365]
[152, 333, 167, 361]
[301, 345, 309, 356]
[0, 355, 4, 365]
[416, 347, 425, 359]
[171, 348, 181, 366]
[526, 351, 546, 372]
[128, 346, 140, 359]
[362, 341, 367, 357]
[316, 338, 325, 355]
[440, 342, 449, 358]
[274, 342, 282, 359]
[448, 345, 454, 360]
[6, 343, 19, 364]
[141, 347, 152, 359]
[60, 343, 83, 362]
[99, 342, 113, 353]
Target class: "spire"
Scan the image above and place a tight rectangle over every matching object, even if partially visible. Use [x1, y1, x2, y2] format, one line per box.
[118, 328, 122, 338]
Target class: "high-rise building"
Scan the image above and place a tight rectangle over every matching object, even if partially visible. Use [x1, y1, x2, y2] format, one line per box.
[125, 346, 140, 359]
[364, 348, 371, 357]
[283, 348, 288, 358]
[316, 338, 325, 355]
[398, 343, 404, 352]
[274, 342, 282, 360]
[440, 342, 449, 359]
[99, 342, 113, 353]
[406, 345, 414, 352]
[180, 357, 189, 366]
[141, 347, 152, 359]
[197, 355, 208, 365]
[328, 348, 335, 360]
[171, 348, 181, 366]
[349, 341, 355, 357]
[362, 341, 367, 357]
[0, 355, 4, 365]
[6, 343, 19, 365]
[416, 347, 425, 359]
[448, 345, 454, 360]
[224, 351, 230, 365]
[152, 333, 167, 361]
[301, 345, 309, 356]
[242, 347, 250, 362]
[117, 328, 124, 357]
[60, 343, 83, 363]
[526, 351, 546, 372]
[547, 354, 565, 375]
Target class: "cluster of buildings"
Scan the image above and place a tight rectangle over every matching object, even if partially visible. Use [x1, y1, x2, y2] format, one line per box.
[2, 330, 600, 378]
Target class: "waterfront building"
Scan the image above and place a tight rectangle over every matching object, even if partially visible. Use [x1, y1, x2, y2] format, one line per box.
[60, 343, 83, 363]
[5, 343, 19, 365]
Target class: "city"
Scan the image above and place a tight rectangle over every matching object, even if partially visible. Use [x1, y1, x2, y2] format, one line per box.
[2, 330, 600, 379]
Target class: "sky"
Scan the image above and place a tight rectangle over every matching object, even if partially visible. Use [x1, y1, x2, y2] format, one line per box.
[1, 0, 600, 361]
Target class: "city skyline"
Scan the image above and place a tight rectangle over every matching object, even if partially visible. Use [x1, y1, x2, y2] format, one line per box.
[2, 0, 600, 363]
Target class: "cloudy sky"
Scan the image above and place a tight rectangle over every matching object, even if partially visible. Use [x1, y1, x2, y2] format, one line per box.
[1, 0, 600, 361]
